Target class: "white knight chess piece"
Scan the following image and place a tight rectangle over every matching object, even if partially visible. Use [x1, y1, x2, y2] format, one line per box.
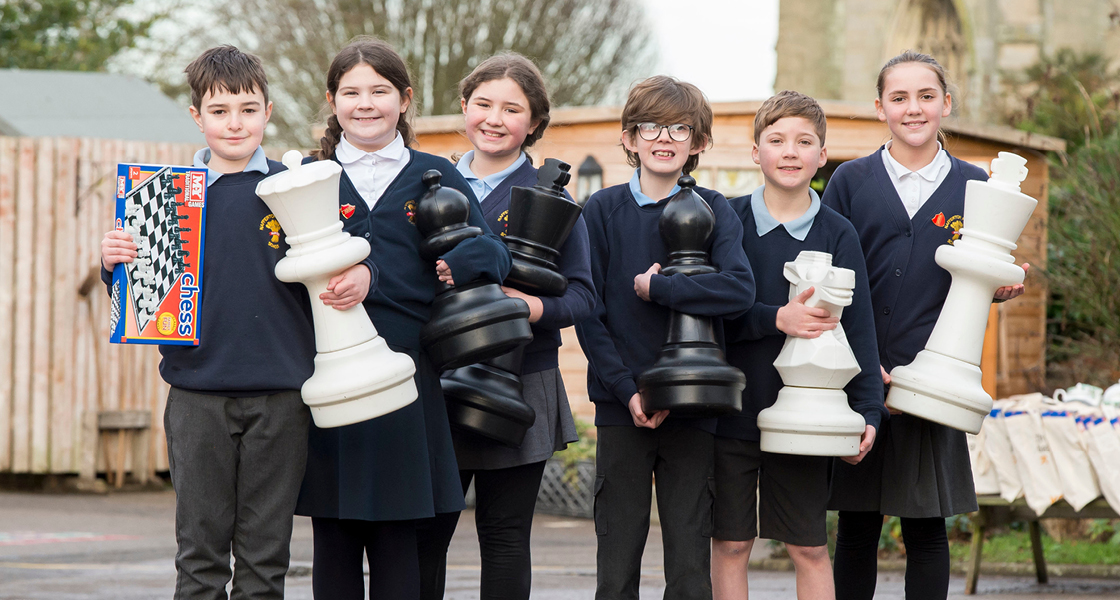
[255, 151, 418, 428]
[757, 251, 867, 456]
[885, 152, 1037, 433]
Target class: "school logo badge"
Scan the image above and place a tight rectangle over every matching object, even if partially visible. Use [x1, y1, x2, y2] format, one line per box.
[259, 214, 282, 249]
[932, 212, 946, 228]
[404, 200, 417, 225]
[945, 215, 963, 244]
[340, 204, 356, 220]
[497, 209, 509, 236]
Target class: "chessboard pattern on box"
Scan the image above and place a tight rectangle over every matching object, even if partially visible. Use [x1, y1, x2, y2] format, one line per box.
[109, 163, 207, 346]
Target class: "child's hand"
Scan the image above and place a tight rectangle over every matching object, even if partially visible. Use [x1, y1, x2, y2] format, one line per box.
[880, 365, 891, 385]
[634, 263, 661, 301]
[840, 425, 877, 465]
[994, 263, 1030, 301]
[436, 260, 455, 286]
[501, 286, 543, 323]
[101, 230, 137, 270]
[775, 287, 839, 338]
[629, 393, 668, 429]
[320, 264, 371, 310]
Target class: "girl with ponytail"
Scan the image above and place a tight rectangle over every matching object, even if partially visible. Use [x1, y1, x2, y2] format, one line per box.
[294, 37, 512, 600]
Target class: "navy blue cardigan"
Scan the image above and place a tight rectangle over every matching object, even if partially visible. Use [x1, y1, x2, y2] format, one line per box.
[821, 148, 988, 370]
[575, 182, 756, 428]
[475, 160, 596, 374]
[716, 196, 886, 441]
[100, 160, 316, 395]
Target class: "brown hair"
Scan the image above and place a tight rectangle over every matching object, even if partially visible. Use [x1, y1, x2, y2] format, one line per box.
[876, 50, 950, 99]
[185, 45, 269, 110]
[316, 37, 416, 161]
[620, 75, 713, 174]
[459, 53, 551, 156]
[753, 90, 827, 145]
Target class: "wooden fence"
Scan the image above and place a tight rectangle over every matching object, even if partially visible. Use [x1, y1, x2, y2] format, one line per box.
[0, 137, 197, 475]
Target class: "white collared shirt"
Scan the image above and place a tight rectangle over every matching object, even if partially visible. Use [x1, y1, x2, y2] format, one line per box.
[192, 146, 270, 187]
[336, 132, 409, 209]
[881, 140, 951, 219]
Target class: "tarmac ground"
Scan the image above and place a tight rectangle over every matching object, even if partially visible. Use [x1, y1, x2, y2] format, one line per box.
[0, 488, 1118, 599]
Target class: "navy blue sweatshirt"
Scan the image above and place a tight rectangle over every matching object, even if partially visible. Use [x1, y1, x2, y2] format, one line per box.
[575, 182, 756, 428]
[822, 149, 988, 370]
[476, 160, 596, 374]
[716, 192, 886, 441]
[321, 150, 512, 350]
[102, 160, 316, 394]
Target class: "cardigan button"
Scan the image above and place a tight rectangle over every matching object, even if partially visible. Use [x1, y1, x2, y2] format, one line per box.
[905, 229, 912, 237]
[364, 232, 370, 238]
[882, 306, 891, 315]
[895, 269, 902, 277]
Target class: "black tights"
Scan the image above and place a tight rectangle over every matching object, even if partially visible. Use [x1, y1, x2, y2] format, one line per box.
[311, 517, 420, 600]
[833, 511, 950, 600]
[417, 460, 547, 600]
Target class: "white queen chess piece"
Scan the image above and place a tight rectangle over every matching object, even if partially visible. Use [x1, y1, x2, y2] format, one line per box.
[255, 151, 418, 428]
[885, 152, 1037, 433]
[757, 251, 867, 456]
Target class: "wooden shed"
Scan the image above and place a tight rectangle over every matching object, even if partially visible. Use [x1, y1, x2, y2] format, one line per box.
[414, 102, 1065, 422]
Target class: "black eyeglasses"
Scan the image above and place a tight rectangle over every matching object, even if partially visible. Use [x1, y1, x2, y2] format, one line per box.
[635, 122, 694, 142]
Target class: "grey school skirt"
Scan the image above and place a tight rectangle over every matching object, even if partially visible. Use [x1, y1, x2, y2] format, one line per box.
[828, 412, 978, 518]
[452, 366, 579, 471]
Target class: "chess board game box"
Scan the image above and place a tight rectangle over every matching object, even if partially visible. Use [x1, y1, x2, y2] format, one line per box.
[109, 163, 207, 346]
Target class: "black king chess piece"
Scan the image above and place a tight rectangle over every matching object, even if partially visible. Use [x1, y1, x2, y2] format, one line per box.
[637, 175, 746, 415]
[416, 170, 533, 372]
[439, 159, 581, 447]
[503, 158, 582, 296]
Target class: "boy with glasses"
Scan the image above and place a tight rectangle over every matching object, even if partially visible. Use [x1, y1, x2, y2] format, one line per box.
[575, 75, 755, 600]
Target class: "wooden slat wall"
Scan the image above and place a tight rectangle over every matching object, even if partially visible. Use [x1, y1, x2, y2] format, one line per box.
[0, 136, 200, 475]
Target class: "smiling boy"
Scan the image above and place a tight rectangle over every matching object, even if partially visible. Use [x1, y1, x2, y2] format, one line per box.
[575, 75, 755, 600]
[98, 46, 356, 600]
[709, 91, 888, 600]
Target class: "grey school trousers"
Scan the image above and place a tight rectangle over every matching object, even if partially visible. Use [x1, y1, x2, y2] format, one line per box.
[594, 423, 715, 600]
[164, 387, 310, 600]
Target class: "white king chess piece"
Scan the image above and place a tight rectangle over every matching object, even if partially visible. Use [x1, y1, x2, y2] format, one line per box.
[758, 251, 867, 456]
[255, 151, 418, 427]
[885, 152, 1037, 434]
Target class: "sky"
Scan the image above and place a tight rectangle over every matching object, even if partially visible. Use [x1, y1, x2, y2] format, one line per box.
[641, 0, 779, 102]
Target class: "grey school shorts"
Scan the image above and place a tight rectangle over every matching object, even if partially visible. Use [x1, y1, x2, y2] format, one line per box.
[712, 436, 831, 547]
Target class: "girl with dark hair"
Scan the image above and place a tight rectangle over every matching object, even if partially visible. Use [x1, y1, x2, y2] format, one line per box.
[822, 50, 1027, 600]
[294, 37, 511, 600]
[416, 51, 596, 600]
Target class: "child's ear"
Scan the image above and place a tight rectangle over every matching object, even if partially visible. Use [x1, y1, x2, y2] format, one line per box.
[620, 129, 638, 153]
[528, 118, 542, 136]
[326, 91, 335, 112]
[264, 101, 273, 124]
[818, 145, 828, 168]
[874, 97, 886, 122]
[942, 92, 953, 117]
[461, 97, 468, 114]
[751, 143, 760, 166]
[189, 105, 203, 132]
[400, 87, 414, 114]
[688, 133, 707, 157]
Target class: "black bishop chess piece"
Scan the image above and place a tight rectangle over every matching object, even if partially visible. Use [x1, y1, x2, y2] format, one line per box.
[503, 158, 582, 296]
[416, 170, 532, 372]
[439, 159, 580, 447]
[637, 175, 746, 416]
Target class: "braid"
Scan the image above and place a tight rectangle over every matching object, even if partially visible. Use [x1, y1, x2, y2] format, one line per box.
[316, 115, 343, 161]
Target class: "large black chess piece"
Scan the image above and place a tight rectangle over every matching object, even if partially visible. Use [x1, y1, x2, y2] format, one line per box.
[417, 170, 532, 371]
[503, 158, 582, 296]
[440, 346, 536, 447]
[439, 159, 582, 446]
[637, 176, 746, 416]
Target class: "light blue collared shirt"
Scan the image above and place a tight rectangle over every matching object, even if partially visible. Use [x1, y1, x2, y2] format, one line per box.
[628, 169, 681, 207]
[192, 146, 269, 187]
[456, 151, 528, 204]
[749, 184, 820, 241]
